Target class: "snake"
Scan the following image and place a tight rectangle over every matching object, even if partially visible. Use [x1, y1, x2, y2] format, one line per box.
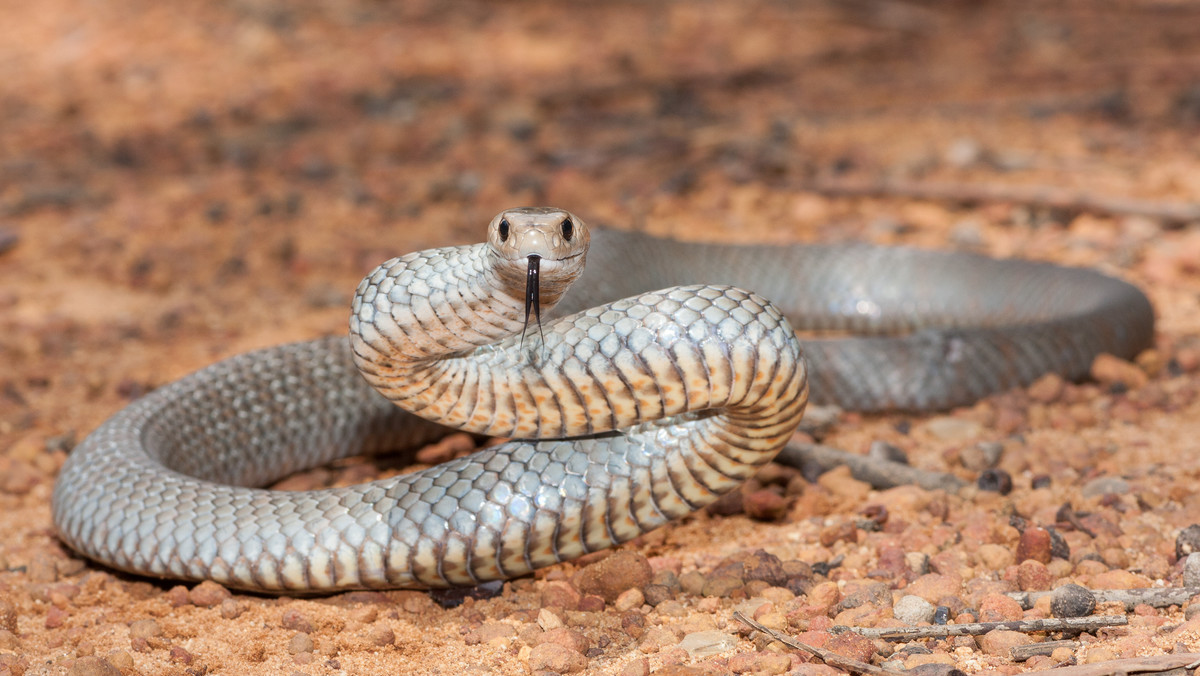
[52, 207, 1154, 592]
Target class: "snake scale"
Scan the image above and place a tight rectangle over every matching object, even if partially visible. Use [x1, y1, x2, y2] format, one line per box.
[52, 208, 1154, 591]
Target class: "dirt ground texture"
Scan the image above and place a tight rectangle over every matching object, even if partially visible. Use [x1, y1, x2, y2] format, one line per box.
[4, 1, 1200, 674]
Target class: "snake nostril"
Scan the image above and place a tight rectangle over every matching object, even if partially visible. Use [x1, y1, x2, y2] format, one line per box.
[499, 218, 510, 242]
[560, 217, 573, 242]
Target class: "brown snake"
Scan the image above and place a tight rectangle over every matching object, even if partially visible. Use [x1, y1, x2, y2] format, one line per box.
[52, 207, 1153, 591]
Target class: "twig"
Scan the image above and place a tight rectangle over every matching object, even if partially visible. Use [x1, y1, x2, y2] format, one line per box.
[776, 442, 966, 492]
[1030, 653, 1200, 676]
[830, 615, 1127, 639]
[800, 177, 1200, 226]
[732, 611, 905, 676]
[1007, 587, 1200, 611]
[1010, 639, 1079, 662]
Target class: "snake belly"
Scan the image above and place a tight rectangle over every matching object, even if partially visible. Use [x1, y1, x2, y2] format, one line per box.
[51, 225, 1153, 591]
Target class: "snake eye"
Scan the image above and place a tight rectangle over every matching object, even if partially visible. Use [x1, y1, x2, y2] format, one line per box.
[498, 218, 510, 242]
[560, 217, 573, 242]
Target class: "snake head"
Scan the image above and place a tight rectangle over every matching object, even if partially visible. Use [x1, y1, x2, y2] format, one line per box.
[486, 207, 590, 309]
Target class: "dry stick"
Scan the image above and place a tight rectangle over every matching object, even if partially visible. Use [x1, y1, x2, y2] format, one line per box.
[799, 177, 1200, 226]
[829, 615, 1127, 640]
[732, 611, 906, 676]
[1007, 587, 1200, 611]
[1033, 653, 1200, 676]
[777, 442, 966, 492]
[1009, 639, 1079, 662]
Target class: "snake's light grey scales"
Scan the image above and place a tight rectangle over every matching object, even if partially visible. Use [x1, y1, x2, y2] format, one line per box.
[52, 208, 1154, 591]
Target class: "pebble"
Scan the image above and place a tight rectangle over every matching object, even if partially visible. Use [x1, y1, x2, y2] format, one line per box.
[619, 657, 651, 676]
[677, 631, 737, 657]
[621, 611, 646, 639]
[743, 489, 791, 520]
[638, 627, 678, 653]
[287, 632, 314, 655]
[1081, 476, 1130, 499]
[539, 627, 591, 655]
[701, 575, 743, 598]
[1184, 553, 1200, 588]
[826, 631, 876, 663]
[905, 574, 964, 604]
[169, 646, 193, 664]
[368, 623, 395, 647]
[1090, 354, 1148, 390]
[614, 588, 644, 612]
[220, 599, 243, 619]
[572, 551, 652, 603]
[541, 581, 582, 610]
[1016, 527, 1054, 564]
[680, 570, 707, 597]
[1050, 583, 1096, 618]
[977, 543, 1014, 571]
[976, 468, 1013, 494]
[281, 608, 314, 633]
[538, 609, 565, 631]
[1178, 525, 1200, 559]
[1027, 373, 1066, 403]
[128, 618, 161, 640]
[728, 652, 790, 674]
[925, 417, 983, 442]
[1016, 560, 1052, 591]
[978, 594, 1024, 622]
[977, 629, 1033, 655]
[960, 442, 1003, 471]
[465, 621, 516, 646]
[0, 630, 19, 651]
[893, 595, 936, 625]
[189, 580, 232, 607]
[68, 656, 122, 676]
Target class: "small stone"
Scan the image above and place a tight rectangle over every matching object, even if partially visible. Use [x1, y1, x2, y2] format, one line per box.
[893, 595, 936, 625]
[643, 584, 673, 606]
[1081, 476, 1130, 499]
[541, 581, 582, 610]
[1177, 525, 1200, 559]
[165, 585, 190, 607]
[1051, 584, 1097, 618]
[701, 576, 743, 598]
[905, 574, 963, 605]
[743, 489, 791, 520]
[614, 588, 644, 612]
[1016, 560, 1052, 591]
[287, 633, 314, 655]
[960, 442, 1003, 471]
[978, 594, 1024, 622]
[619, 657, 650, 676]
[1185, 600, 1200, 621]
[220, 599, 242, 619]
[573, 551, 652, 603]
[29, 552, 59, 583]
[976, 468, 1013, 494]
[1027, 373, 1066, 403]
[189, 580, 232, 607]
[465, 621, 516, 645]
[538, 609, 564, 631]
[529, 642, 587, 673]
[621, 611, 646, 639]
[1091, 353, 1148, 390]
[677, 631, 737, 658]
[1016, 527, 1054, 564]
[1184, 553, 1200, 588]
[926, 417, 983, 441]
[680, 571, 707, 597]
[68, 656, 123, 676]
[977, 629, 1034, 655]
[0, 630, 19, 651]
[577, 595, 605, 612]
[128, 618, 161, 640]
[169, 646, 193, 664]
[540, 627, 591, 655]
[728, 652, 791, 674]
[368, 623, 395, 647]
[45, 606, 68, 628]
[977, 543, 1014, 571]
[826, 631, 875, 663]
[281, 608, 314, 633]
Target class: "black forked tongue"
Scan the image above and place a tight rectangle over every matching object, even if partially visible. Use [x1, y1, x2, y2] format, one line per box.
[521, 254, 544, 350]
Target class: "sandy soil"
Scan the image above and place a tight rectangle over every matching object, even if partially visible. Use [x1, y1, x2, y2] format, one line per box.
[4, 1, 1200, 674]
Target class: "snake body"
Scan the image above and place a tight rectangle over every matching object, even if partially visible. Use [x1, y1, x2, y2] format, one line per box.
[52, 208, 1154, 591]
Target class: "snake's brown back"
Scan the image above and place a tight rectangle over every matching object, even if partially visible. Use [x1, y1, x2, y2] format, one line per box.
[51, 214, 1153, 591]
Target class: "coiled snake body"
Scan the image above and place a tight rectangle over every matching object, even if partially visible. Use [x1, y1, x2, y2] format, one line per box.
[52, 208, 1153, 591]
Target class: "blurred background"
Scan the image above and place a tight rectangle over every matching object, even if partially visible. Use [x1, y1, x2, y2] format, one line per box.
[3, 0, 1200, 449]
